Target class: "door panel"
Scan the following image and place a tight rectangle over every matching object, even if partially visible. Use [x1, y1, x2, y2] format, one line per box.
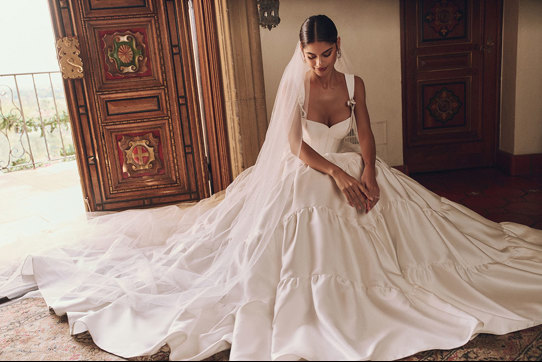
[402, 0, 502, 173]
[49, 0, 211, 211]
[81, 0, 153, 17]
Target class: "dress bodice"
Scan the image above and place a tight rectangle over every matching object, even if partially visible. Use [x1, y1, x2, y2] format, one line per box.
[299, 73, 357, 155]
[302, 117, 352, 154]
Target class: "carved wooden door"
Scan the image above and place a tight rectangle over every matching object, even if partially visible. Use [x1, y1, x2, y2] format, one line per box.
[401, 0, 502, 173]
[48, 0, 213, 211]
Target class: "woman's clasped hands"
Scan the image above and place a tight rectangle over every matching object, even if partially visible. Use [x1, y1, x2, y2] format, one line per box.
[331, 167, 380, 213]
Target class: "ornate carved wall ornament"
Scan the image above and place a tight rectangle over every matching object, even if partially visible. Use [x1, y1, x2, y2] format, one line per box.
[426, 87, 462, 124]
[56, 37, 84, 79]
[118, 132, 163, 177]
[424, 0, 463, 38]
[257, 0, 280, 30]
[101, 30, 149, 79]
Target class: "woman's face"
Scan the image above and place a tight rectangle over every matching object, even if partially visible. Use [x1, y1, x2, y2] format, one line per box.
[302, 38, 340, 77]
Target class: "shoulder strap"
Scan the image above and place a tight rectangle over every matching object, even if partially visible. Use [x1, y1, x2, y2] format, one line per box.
[345, 73, 359, 143]
[346, 73, 355, 101]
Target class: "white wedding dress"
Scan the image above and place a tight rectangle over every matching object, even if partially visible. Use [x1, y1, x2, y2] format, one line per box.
[2, 74, 542, 361]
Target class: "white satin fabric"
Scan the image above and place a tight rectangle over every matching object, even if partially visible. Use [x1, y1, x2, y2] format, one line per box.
[3, 75, 542, 360]
[303, 118, 351, 155]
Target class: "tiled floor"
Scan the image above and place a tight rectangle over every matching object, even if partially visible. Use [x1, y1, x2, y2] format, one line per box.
[410, 167, 542, 230]
[0, 161, 85, 249]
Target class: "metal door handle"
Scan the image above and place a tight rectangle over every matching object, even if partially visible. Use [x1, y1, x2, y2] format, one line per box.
[480, 39, 496, 53]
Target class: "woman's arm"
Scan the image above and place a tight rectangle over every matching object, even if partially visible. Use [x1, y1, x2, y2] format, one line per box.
[297, 140, 369, 212]
[353, 76, 380, 210]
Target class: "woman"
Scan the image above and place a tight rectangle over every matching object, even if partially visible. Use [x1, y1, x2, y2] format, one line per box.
[295, 15, 379, 213]
[2, 15, 542, 361]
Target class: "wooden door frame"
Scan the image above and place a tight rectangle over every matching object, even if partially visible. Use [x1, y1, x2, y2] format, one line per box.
[399, 0, 503, 174]
[400, 0, 412, 174]
[192, 0, 232, 192]
[400, 0, 409, 174]
[48, 0, 98, 210]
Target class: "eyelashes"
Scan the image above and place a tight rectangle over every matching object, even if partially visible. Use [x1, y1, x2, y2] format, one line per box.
[307, 52, 332, 60]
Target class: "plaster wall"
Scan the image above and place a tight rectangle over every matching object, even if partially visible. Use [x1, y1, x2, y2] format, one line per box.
[499, 0, 519, 154]
[259, 0, 403, 166]
[513, 0, 542, 154]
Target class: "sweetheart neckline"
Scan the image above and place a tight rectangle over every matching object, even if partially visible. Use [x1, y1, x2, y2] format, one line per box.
[305, 117, 350, 129]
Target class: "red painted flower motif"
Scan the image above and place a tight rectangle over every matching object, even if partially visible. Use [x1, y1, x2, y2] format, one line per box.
[425, 0, 463, 38]
[427, 87, 462, 124]
[118, 45, 134, 63]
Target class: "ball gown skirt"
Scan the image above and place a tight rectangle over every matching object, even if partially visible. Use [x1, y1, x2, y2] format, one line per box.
[2, 116, 541, 360]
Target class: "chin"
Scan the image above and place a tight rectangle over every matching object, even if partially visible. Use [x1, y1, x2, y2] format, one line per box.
[314, 67, 328, 75]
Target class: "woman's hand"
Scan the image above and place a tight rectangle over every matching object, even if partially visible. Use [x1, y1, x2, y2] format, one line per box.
[361, 167, 380, 211]
[330, 168, 370, 212]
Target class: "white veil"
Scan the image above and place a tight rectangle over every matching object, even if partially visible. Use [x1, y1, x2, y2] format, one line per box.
[0, 40, 357, 358]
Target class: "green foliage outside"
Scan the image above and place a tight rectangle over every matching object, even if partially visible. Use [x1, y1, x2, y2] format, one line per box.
[0, 110, 70, 136]
[0, 111, 75, 172]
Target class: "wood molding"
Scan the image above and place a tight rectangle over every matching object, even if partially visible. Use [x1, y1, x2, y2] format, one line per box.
[213, 0, 242, 177]
[399, 0, 408, 172]
[214, 0, 268, 177]
[497, 150, 542, 176]
[192, 0, 232, 192]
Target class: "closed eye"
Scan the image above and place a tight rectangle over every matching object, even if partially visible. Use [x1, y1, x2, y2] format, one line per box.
[306, 47, 334, 59]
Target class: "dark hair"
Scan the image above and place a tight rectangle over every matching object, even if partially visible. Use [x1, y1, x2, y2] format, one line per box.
[299, 15, 338, 47]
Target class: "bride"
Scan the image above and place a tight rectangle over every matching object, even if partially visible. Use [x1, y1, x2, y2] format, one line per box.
[2, 15, 542, 361]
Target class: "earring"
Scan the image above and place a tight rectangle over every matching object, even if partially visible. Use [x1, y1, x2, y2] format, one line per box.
[337, 49, 342, 58]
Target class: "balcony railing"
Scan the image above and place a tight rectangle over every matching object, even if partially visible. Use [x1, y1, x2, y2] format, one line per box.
[0, 71, 75, 172]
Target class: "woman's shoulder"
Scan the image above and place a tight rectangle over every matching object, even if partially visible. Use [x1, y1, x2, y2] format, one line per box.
[349, 74, 365, 84]
[339, 72, 365, 88]
[339, 73, 365, 98]
[351, 75, 366, 99]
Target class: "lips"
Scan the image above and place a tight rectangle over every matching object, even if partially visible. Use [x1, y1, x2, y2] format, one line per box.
[317, 67, 327, 72]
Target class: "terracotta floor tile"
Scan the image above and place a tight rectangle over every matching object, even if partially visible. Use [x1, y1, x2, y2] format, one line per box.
[483, 186, 526, 199]
[435, 182, 485, 195]
[505, 202, 542, 216]
[461, 196, 508, 211]
[524, 191, 542, 203]
[503, 197, 527, 204]
[411, 167, 542, 228]
[500, 178, 542, 190]
[482, 211, 535, 226]
[435, 191, 467, 203]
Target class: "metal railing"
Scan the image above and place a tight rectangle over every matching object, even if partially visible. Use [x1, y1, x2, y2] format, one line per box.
[0, 71, 75, 172]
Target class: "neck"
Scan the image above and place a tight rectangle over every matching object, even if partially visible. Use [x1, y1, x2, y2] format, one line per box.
[313, 68, 337, 89]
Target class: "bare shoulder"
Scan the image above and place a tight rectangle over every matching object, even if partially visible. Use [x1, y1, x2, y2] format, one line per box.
[353, 75, 365, 89]
[353, 75, 367, 99]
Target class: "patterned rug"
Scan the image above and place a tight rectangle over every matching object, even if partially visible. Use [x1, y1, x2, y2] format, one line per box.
[1, 297, 541, 361]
